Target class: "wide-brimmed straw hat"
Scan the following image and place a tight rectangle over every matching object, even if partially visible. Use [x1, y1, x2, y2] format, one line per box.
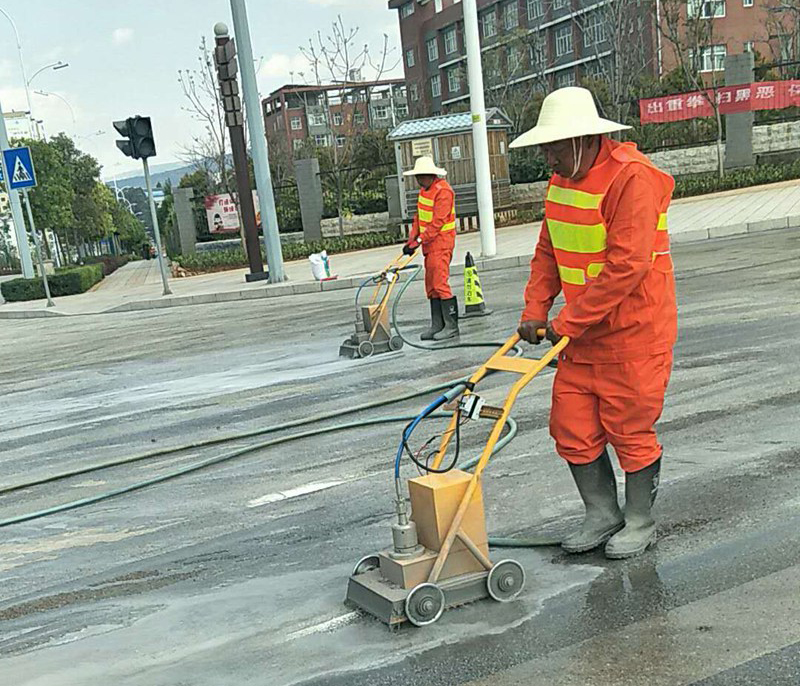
[403, 156, 447, 177]
[509, 87, 631, 149]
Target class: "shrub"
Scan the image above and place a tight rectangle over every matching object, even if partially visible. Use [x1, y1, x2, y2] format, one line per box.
[175, 231, 402, 273]
[1, 264, 104, 302]
[81, 255, 131, 276]
[673, 160, 800, 199]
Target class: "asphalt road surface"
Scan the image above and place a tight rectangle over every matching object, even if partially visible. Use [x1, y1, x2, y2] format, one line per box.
[1, 229, 799, 685]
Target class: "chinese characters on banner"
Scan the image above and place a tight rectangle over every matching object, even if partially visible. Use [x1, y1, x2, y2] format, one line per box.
[639, 81, 800, 124]
[204, 192, 262, 234]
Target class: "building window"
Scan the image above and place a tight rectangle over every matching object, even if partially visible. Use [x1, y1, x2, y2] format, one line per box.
[333, 112, 343, 126]
[553, 0, 569, 9]
[314, 134, 330, 146]
[743, 0, 753, 6]
[374, 105, 389, 119]
[354, 111, 365, 124]
[688, 0, 726, 18]
[444, 26, 458, 55]
[529, 41, 545, 69]
[409, 83, 419, 101]
[744, 40, 754, 53]
[406, 48, 416, 68]
[583, 12, 606, 48]
[292, 139, 304, 152]
[503, 1, 519, 30]
[435, 0, 443, 11]
[554, 24, 573, 57]
[397, 104, 409, 118]
[290, 117, 302, 131]
[336, 134, 346, 147]
[555, 70, 576, 88]
[427, 37, 439, 61]
[527, 0, 543, 21]
[507, 45, 522, 73]
[481, 10, 497, 39]
[309, 111, 326, 126]
[447, 68, 461, 93]
[400, 1, 414, 18]
[431, 74, 441, 98]
[693, 44, 727, 71]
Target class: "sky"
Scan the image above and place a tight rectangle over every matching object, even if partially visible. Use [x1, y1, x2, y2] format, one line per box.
[0, 0, 402, 179]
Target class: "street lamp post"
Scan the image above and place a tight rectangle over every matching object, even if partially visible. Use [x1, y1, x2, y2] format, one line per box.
[34, 90, 76, 129]
[0, 7, 33, 130]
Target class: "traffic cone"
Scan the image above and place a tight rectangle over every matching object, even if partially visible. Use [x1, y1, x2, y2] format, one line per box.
[463, 251, 492, 318]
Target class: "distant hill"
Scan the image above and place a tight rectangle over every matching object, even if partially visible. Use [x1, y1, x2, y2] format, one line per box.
[114, 161, 196, 189]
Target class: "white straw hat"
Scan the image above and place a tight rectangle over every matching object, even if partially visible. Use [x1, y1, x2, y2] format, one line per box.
[403, 156, 447, 177]
[509, 87, 631, 149]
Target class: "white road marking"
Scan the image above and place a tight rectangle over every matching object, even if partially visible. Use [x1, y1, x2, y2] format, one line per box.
[286, 611, 361, 640]
[247, 480, 347, 508]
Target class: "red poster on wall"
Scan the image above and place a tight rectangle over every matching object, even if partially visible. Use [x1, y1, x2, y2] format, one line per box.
[639, 81, 800, 124]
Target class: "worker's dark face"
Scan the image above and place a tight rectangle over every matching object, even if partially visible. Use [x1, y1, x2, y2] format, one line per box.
[416, 174, 436, 190]
[539, 138, 581, 178]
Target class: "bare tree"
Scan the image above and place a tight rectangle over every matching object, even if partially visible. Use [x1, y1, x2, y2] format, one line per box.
[766, 1, 800, 76]
[573, 0, 655, 125]
[659, 0, 726, 177]
[301, 16, 398, 236]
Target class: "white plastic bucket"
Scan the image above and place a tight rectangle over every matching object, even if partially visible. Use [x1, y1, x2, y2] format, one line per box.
[309, 251, 332, 281]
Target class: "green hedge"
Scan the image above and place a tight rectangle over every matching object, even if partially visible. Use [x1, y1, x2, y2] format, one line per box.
[176, 231, 402, 272]
[673, 160, 800, 199]
[1, 264, 104, 302]
[81, 255, 131, 276]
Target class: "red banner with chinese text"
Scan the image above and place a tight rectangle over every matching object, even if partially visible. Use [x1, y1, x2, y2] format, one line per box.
[639, 81, 800, 124]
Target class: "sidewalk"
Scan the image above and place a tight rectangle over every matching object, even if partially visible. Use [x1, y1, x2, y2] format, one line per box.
[3, 180, 800, 319]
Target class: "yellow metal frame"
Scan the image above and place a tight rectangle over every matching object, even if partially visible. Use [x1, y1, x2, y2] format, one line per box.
[426, 331, 570, 583]
[365, 253, 416, 341]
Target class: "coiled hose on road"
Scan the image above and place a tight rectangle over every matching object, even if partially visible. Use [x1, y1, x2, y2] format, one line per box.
[0, 264, 561, 546]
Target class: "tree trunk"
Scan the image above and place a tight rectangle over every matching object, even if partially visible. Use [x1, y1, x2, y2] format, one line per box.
[715, 105, 724, 179]
[336, 173, 344, 238]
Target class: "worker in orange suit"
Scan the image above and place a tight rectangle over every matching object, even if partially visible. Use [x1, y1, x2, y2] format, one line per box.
[510, 87, 678, 559]
[403, 156, 459, 341]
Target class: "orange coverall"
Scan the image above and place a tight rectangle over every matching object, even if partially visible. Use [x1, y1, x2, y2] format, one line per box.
[523, 139, 677, 473]
[409, 179, 456, 300]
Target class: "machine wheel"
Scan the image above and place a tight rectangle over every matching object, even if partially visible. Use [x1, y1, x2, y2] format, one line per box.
[405, 583, 445, 627]
[487, 560, 526, 603]
[352, 554, 380, 576]
[358, 340, 374, 358]
[389, 335, 404, 351]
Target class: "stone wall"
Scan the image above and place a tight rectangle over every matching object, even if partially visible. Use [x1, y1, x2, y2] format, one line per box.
[321, 211, 391, 237]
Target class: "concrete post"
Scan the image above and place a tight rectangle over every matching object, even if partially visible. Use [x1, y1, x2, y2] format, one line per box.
[295, 157, 324, 243]
[174, 188, 198, 256]
[725, 53, 755, 171]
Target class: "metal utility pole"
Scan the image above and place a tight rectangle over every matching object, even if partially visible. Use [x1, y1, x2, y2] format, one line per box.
[21, 189, 54, 307]
[0, 100, 34, 277]
[228, 1, 286, 283]
[463, 0, 496, 258]
[214, 23, 267, 282]
[142, 158, 172, 296]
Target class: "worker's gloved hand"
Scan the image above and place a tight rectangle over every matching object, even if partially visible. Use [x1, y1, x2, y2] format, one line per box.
[545, 321, 563, 345]
[517, 320, 546, 345]
[402, 242, 418, 256]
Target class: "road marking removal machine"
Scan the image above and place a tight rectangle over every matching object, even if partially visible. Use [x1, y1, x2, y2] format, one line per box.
[345, 331, 570, 627]
[339, 253, 416, 359]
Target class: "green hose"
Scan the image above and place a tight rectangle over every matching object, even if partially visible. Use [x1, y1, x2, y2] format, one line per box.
[0, 413, 516, 529]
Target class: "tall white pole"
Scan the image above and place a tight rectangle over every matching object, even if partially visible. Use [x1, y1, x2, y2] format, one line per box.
[463, 0, 496, 257]
[229, 0, 286, 283]
[22, 188, 54, 307]
[0, 99, 34, 277]
[142, 158, 172, 296]
[0, 8, 35, 137]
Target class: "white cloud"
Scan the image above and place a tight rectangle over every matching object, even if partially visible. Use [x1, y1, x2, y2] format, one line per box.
[112, 28, 134, 46]
[257, 53, 312, 93]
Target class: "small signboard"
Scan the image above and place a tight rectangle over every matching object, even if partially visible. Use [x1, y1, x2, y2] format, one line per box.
[3, 146, 37, 189]
[204, 191, 260, 234]
[411, 138, 433, 158]
[451, 145, 462, 160]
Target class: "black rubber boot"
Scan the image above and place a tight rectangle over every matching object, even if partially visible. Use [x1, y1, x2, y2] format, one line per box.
[420, 298, 444, 340]
[561, 449, 625, 553]
[433, 296, 459, 341]
[605, 457, 661, 559]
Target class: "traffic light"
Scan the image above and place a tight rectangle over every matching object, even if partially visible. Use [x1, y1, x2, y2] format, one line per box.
[113, 116, 156, 160]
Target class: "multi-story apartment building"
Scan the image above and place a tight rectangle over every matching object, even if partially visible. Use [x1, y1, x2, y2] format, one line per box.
[389, 0, 655, 117]
[263, 79, 409, 154]
[659, 1, 797, 78]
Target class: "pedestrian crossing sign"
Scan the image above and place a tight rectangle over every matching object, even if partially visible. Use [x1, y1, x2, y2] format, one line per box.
[3, 146, 37, 189]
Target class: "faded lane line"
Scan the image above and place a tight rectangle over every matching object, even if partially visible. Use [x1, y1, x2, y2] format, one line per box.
[247, 480, 348, 508]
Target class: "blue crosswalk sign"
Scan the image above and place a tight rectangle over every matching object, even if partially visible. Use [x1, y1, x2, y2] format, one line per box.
[3, 146, 37, 189]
